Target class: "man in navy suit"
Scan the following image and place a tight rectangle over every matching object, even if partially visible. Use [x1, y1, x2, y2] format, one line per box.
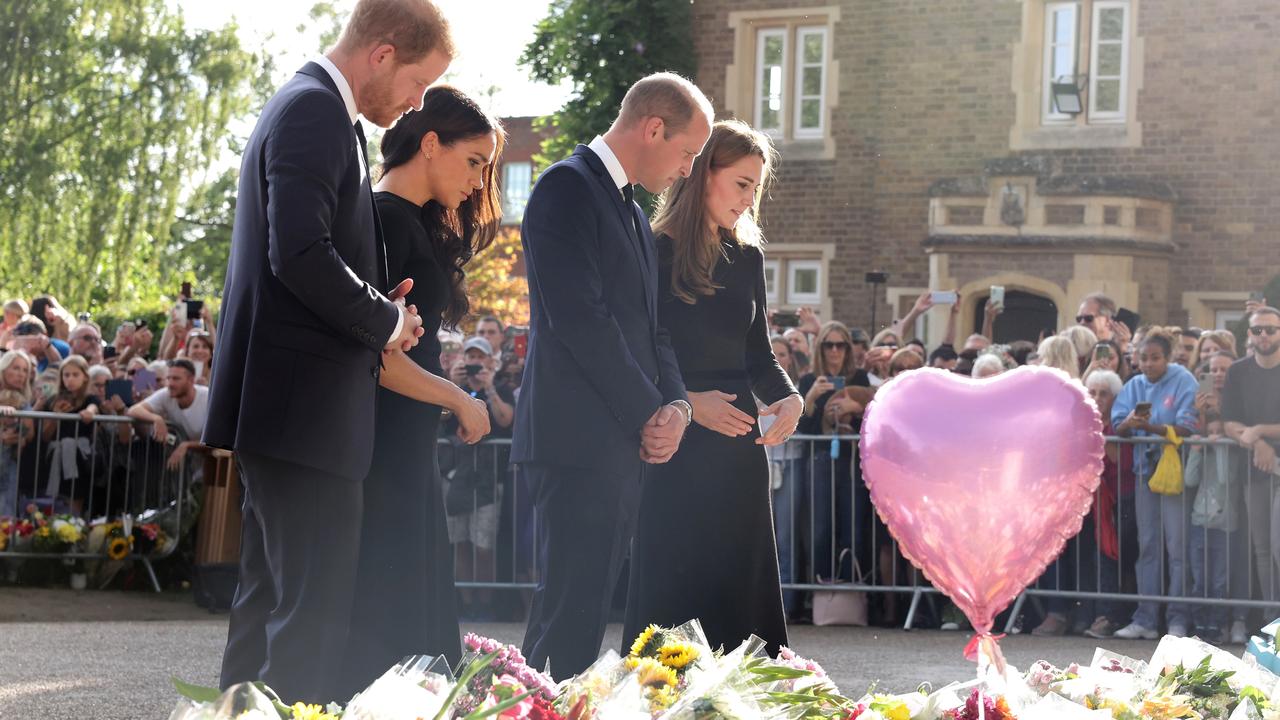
[204, 0, 456, 704]
[514, 73, 714, 678]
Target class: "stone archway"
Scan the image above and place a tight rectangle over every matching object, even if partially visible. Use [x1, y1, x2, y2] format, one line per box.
[954, 272, 1071, 342]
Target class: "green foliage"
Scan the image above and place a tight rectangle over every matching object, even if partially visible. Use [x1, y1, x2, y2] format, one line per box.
[0, 0, 273, 312]
[521, 0, 697, 193]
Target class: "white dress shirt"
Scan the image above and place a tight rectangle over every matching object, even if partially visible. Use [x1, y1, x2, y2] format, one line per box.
[311, 56, 404, 347]
[587, 135, 630, 198]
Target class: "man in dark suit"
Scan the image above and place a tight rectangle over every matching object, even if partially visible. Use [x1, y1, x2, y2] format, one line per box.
[203, 0, 455, 704]
[514, 73, 714, 678]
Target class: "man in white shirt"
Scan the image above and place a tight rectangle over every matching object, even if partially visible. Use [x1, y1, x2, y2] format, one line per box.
[128, 359, 208, 470]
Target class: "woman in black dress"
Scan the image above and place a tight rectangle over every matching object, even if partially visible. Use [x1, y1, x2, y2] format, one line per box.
[624, 120, 803, 656]
[339, 86, 500, 698]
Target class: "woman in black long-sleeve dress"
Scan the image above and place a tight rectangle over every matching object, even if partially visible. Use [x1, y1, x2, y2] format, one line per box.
[624, 121, 803, 656]
[338, 87, 502, 700]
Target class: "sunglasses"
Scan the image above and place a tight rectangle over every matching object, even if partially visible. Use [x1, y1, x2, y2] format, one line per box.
[1076, 315, 1095, 325]
[820, 341, 850, 350]
[1249, 326, 1280, 336]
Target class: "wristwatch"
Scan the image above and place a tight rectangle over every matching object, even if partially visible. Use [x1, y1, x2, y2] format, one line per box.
[669, 399, 693, 427]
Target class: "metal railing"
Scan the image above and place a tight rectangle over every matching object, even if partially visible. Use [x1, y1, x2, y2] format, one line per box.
[0, 410, 198, 592]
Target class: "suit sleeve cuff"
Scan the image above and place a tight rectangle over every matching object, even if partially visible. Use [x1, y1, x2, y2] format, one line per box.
[385, 306, 404, 347]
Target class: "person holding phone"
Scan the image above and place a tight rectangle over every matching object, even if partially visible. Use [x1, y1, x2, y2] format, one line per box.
[1110, 329, 1199, 640]
[623, 120, 801, 656]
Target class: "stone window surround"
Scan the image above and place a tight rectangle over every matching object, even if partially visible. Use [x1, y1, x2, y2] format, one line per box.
[725, 6, 842, 161]
[762, 242, 836, 319]
[1010, 0, 1145, 150]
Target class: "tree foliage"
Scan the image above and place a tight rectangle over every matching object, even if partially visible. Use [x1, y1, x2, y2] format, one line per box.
[467, 227, 529, 326]
[0, 0, 272, 311]
[520, 0, 696, 176]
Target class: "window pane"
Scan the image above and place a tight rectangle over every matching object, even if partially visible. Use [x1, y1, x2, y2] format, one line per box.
[1099, 7, 1125, 41]
[1094, 78, 1121, 112]
[761, 105, 779, 130]
[763, 265, 777, 297]
[803, 32, 824, 64]
[802, 66, 822, 95]
[763, 35, 784, 65]
[1052, 6, 1076, 44]
[768, 66, 783, 110]
[800, 99, 821, 129]
[1096, 43, 1122, 76]
[1052, 45, 1074, 79]
[793, 268, 818, 294]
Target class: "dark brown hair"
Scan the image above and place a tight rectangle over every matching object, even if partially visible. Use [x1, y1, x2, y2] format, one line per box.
[379, 85, 505, 329]
[652, 120, 777, 304]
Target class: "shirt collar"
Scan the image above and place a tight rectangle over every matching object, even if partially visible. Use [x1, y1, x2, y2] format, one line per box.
[587, 135, 630, 192]
[313, 55, 358, 124]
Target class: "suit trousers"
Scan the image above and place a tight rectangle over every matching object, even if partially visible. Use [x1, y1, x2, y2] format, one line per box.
[219, 450, 362, 705]
[521, 461, 642, 679]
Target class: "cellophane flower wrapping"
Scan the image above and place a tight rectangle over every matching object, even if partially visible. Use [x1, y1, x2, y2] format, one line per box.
[344, 654, 454, 720]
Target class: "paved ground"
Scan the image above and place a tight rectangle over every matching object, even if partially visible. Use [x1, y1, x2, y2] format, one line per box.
[0, 587, 1184, 719]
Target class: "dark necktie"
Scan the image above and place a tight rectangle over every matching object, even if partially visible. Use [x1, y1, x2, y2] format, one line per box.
[621, 184, 644, 243]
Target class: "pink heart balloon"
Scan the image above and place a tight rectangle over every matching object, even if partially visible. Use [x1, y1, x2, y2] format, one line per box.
[859, 366, 1105, 636]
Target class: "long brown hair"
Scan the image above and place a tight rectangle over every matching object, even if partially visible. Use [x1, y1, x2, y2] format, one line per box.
[379, 85, 505, 329]
[813, 321, 858, 380]
[652, 119, 778, 304]
[55, 354, 92, 408]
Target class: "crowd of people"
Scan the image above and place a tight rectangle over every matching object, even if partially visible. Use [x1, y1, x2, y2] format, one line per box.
[0, 293, 213, 522]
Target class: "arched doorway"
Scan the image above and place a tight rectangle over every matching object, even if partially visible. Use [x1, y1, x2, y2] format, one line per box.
[971, 290, 1058, 344]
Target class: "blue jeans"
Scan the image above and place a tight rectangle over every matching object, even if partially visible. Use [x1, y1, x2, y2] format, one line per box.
[772, 457, 809, 616]
[1188, 525, 1230, 631]
[1132, 472, 1191, 629]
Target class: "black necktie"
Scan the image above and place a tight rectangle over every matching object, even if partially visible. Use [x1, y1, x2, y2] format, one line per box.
[621, 184, 644, 242]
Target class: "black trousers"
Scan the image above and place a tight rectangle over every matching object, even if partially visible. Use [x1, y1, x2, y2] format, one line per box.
[521, 461, 642, 679]
[219, 451, 362, 705]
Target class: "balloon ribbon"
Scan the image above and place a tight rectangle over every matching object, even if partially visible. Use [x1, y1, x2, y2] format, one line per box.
[963, 633, 1008, 677]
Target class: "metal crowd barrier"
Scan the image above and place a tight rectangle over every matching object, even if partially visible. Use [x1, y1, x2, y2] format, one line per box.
[0, 410, 198, 592]
[441, 433, 1280, 633]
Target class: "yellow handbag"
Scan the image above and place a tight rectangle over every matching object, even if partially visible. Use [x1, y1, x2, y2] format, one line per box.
[1148, 425, 1185, 495]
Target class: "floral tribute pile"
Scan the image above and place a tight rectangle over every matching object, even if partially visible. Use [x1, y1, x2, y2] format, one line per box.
[172, 623, 1280, 720]
[0, 503, 172, 559]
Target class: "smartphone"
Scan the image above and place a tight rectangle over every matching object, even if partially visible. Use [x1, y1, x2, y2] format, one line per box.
[464, 364, 483, 377]
[1095, 344, 1112, 360]
[930, 290, 958, 305]
[192, 360, 205, 379]
[1198, 376, 1215, 395]
[106, 379, 133, 406]
[772, 310, 801, 328]
[989, 286, 1005, 310]
[1134, 401, 1152, 417]
[513, 333, 528, 359]
[186, 299, 204, 320]
[132, 368, 157, 396]
[103, 345, 118, 360]
[829, 376, 847, 391]
[1250, 291, 1267, 303]
[1115, 308, 1140, 334]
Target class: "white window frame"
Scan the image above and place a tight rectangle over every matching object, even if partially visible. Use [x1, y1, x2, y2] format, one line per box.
[502, 161, 533, 221]
[1215, 310, 1245, 331]
[763, 259, 780, 304]
[754, 28, 787, 137]
[1042, 1, 1079, 123]
[786, 259, 823, 306]
[1088, 0, 1130, 122]
[793, 26, 827, 139]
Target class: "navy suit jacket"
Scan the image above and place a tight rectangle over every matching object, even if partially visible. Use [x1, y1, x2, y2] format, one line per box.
[203, 63, 400, 480]
[511, 145, 687, 472]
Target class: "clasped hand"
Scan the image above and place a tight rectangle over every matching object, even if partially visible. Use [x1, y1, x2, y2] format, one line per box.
[640, 405, 685, 464]
[384, 278, 425, 352]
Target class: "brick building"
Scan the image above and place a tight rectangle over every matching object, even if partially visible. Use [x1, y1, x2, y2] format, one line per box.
[688, 0, 1280, 345]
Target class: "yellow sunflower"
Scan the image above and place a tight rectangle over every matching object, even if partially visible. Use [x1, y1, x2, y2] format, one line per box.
[107, 537, 132, 561]
[629, 624, 659, 657]
[631, 657, 677, 690]
[657, 643, 699, 670]
[647, 684, 678, 711]
[289, 702, 339, 720]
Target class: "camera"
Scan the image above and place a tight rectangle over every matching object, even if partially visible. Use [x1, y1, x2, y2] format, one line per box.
[772, 310, 801, 328]
[77, 312, 91, 323]
[464, 364, 483, 377]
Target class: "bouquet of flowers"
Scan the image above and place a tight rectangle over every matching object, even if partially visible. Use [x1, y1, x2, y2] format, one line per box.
[449, 633, 560, 718]
[0, 515, 36, 552]
[344, 655, 455, 720]
[30, 505, 85, 554]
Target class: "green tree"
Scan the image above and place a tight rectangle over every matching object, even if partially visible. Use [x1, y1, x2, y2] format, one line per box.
[520, 0, 696, 184]
[0, 0, 271, 312]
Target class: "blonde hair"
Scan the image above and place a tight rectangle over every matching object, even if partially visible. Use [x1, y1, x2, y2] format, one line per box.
[888, 347, 923, 377]
[337, 0, 455, 63]
[653, 120, 777, 304]
[0, 349, 35, 406]
[1190, 329, 1236, 371]
[55, 354, 92, 408]
[617, 72, 713, 136]
[871, 328, 900, 348]
[3, 299, 28, 317]
[1037, 336, 1080, 379]
[1059, 324, 1098, 360]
